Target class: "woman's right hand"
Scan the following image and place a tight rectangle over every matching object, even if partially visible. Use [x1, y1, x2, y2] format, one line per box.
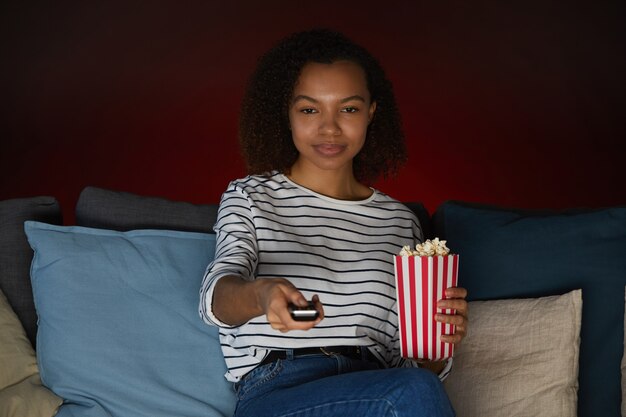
[257, 278, 324, 332]
[212, 275, 323, 330]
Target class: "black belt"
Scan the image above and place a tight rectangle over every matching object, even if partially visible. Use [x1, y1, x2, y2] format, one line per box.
[261, 346, 378, 366]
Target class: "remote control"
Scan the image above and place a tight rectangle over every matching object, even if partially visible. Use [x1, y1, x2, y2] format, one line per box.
[288, 301, 319, 321]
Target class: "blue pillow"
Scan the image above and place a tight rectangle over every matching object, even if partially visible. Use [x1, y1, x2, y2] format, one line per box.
[433, 202, 626, 417]
[25, 222, 236, 417]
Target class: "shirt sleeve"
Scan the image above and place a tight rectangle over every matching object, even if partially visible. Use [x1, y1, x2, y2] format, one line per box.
[199, 182, 258, 328]
[437, 357, 453, 381]
[395, 357, 454, 382]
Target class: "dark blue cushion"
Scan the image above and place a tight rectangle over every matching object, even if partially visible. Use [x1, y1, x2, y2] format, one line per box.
[433, 202, 626, 417]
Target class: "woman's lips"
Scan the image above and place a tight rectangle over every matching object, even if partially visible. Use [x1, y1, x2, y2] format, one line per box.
[314, 143, 346, 156]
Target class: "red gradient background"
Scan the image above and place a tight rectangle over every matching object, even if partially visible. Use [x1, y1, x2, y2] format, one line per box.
[1, 2, 625, 223]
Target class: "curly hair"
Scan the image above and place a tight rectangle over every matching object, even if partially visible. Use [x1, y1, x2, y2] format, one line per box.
[238, 29, 406, 184]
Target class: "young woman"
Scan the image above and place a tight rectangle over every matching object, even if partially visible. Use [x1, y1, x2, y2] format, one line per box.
[200, 29, 468, 417]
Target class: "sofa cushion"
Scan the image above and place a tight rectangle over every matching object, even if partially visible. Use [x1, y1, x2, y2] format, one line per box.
[25, 221, 236, 417]
[623, 287, 626, 417]
[0, 288, 62, 417]
[444, 290, 581, 417]
[75, 186, 218, 233]
[402, 202, 432, 240]
[433, 201, 626, 417]
[75, 186, 433, 239]
[0, 196, 62, 345]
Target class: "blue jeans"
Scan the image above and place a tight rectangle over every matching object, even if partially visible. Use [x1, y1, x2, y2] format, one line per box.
[233, 353, 455, 417]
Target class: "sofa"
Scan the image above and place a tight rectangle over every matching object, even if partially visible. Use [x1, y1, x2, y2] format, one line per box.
[1, 186, 624, 417]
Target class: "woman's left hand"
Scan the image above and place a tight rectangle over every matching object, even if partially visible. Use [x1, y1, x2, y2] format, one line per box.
[436, 287, 468, 344]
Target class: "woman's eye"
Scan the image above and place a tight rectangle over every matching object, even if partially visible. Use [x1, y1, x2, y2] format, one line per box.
[300, 108, 317, 114]
[342, 107, 359, 113]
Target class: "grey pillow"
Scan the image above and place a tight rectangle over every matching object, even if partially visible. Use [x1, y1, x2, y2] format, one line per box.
[76, 187, 433, 239]
[75, 187, 218, 233]
[0, 196, 62, 345]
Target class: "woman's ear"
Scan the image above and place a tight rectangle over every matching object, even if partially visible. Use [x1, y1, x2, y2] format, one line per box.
[368, 101, 377, 124]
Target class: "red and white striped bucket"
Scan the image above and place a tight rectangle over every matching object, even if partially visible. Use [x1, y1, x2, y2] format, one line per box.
[393, 254, 459, 361]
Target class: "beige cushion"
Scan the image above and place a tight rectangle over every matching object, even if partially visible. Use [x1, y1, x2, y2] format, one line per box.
[0, 288, 62, 416]
[444, 289, 582, 417]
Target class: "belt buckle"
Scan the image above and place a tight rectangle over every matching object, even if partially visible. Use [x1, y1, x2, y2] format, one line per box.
[319, 346, 360, 357]
[319, 347, 334, 356]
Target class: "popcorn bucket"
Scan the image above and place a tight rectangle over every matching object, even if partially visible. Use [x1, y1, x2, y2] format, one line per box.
[393, 254, 459, 361]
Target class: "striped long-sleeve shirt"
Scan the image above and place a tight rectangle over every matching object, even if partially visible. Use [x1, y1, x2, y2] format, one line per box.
[199, 172, 452, 382]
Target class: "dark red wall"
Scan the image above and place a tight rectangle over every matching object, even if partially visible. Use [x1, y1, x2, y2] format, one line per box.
[1, 1, 625, 223]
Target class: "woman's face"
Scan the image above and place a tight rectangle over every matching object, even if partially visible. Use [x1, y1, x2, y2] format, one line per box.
[288, 60, 376, 176]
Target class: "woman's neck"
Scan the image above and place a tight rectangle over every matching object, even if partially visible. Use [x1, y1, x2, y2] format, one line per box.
[286, 162, 372, 201]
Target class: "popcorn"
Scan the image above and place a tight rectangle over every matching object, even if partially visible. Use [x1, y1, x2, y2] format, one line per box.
[394, 238, 459, 360]
[399, 238, 451, 257]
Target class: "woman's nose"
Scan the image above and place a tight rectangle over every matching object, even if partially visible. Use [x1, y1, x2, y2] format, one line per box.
[318, 114, 341, 136]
